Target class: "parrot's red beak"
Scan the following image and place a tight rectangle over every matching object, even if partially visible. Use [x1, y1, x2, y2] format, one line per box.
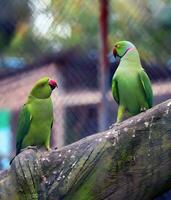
[113, 47, 117, 58]
[48, 79, 58, 90]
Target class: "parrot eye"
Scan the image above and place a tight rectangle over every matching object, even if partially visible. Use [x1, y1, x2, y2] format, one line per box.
[115, 44, 120, 48]
[39, 82, 45, 87]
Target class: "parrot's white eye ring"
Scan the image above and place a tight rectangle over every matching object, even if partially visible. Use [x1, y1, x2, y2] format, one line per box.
[115, 44, 120, 48]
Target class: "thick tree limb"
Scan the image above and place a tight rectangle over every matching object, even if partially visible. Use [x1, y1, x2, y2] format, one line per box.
[1, 99, 171, 200]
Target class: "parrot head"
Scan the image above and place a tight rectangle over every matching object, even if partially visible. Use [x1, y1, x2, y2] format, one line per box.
[113, 41, 135, 58]
[30, 77, 58, 99]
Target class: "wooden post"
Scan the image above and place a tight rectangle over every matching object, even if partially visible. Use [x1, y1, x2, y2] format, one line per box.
[98, 0, 109, 132]
[1, 99, 171, 199]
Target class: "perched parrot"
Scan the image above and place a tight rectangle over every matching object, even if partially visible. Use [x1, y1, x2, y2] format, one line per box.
[112, 41, 153, 122]
[15, 77, 57, 156]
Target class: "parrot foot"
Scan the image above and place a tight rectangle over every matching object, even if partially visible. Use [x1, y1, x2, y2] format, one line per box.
[114, 122, 121, 129]
[21, 146, 38, 152]
[45, 146, 51, 151]
[109, 124, 115, 129]
[109, 122, 120, 129]
[140, 107, 147, 112]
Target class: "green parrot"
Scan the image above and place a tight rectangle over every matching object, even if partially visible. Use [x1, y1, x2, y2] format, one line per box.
[15, 77, 57, 155]
[112, 41, 153, 122]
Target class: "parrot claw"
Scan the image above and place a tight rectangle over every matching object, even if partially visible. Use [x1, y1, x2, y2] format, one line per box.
[21, 146, 38, 152]
[140, 107, 147, 112]
[109, 124, 115, 129]
[46, 147, 51, 151]
[109, 123, 120, 129]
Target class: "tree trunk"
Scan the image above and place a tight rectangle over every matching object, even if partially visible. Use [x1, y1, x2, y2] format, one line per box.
[1, 99, 171, 200]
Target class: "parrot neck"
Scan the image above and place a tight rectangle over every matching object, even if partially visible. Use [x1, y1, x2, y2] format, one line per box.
[120, 48, 141, 66]
[28, 94, 50, 100]
[28, 94, 43, 101]
[28, 94, 37, 101]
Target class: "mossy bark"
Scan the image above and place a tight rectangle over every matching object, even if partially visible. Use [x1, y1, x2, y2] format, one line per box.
[1, 99, 171, 200]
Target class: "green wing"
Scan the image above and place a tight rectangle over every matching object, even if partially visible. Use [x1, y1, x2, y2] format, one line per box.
[139, 69, 153, 108]
[16, 104, 32, 155]
[112, 76, 119, 104]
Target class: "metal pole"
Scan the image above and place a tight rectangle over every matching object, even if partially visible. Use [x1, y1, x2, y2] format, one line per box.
[98, 0, 109, 131]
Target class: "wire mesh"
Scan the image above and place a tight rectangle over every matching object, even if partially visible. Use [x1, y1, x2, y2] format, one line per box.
[0, 0, 170, 172]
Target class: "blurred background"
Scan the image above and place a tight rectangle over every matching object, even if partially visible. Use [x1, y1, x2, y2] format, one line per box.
[0, 0, 171, 170]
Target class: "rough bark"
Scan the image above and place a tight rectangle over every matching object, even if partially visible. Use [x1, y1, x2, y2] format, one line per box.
[1, 99, 171, 200]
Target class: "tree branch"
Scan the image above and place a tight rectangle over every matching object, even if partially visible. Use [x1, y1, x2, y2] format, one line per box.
[1, 99, 171, 200]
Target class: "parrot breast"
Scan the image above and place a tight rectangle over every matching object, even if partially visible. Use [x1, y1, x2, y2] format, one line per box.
[116, 68, 148, 115]
[22, 97, 53, 148]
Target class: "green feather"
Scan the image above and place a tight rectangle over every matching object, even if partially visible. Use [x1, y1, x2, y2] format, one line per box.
[139, 69, 153, 108]
[16, 105, 31, 155]
[112, 41, 153, 122]
[112, 77, 119, 104]
[15, 77, 55, 155]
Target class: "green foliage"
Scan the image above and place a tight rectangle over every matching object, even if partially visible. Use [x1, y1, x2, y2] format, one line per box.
[49, 0, 99, 48]
[0, 0, 171, 64]
[109, 0, 171, 63]
[0, 0, 31, 53]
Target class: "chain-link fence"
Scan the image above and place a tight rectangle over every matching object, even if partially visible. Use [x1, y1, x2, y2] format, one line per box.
[0, 0, 171, 170]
